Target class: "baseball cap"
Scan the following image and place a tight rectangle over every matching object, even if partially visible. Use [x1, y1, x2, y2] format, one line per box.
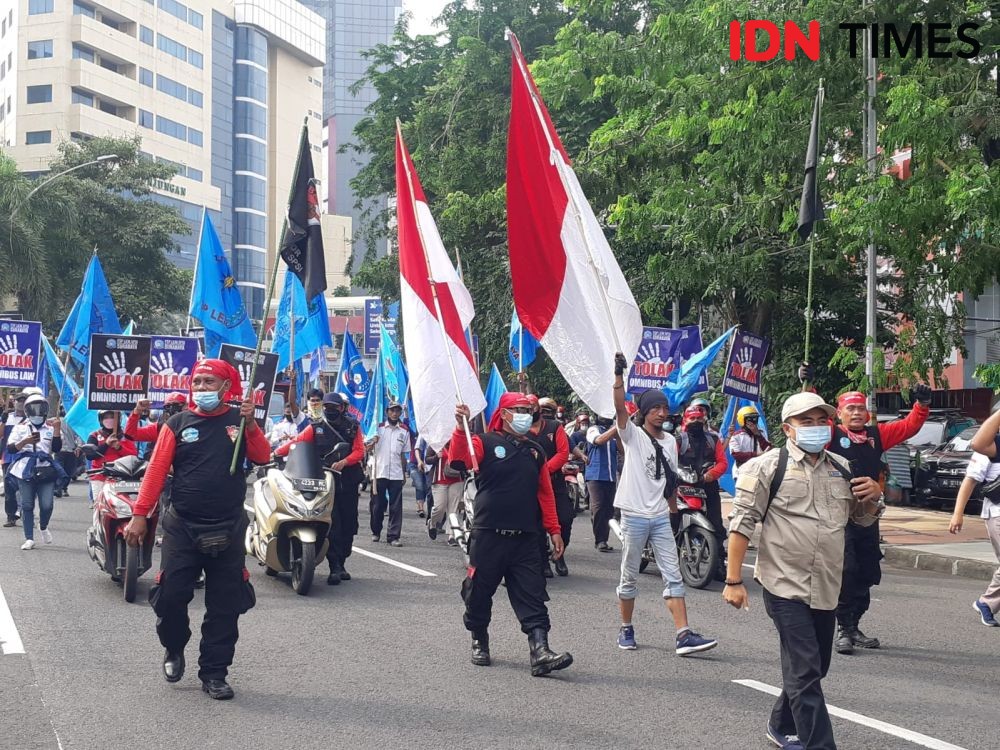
[781, 392, 836, 422]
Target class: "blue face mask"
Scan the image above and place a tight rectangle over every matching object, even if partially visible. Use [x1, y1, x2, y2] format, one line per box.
[192, 390, 222, 411]
[508, 413, 533, 435]
[793, 425, 831, 454]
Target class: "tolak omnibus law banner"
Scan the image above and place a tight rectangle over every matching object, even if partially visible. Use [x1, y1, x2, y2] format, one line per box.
[626, 325, 708, 396]
[218, 344, 279, 430]
[0, 319, 42, 388]
[86, 334, 152, 411]
[148, 335, 201, 408]
[722, 330, 771, 401]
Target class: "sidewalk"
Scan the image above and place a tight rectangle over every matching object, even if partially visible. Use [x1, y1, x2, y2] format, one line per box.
[722, 500, 998, 582]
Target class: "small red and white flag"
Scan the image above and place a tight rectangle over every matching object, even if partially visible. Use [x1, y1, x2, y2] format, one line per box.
[505, 30, 642, 417]
[396, 124, 485, 450]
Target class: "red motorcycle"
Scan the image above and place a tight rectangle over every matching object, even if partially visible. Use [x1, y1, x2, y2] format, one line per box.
[85, 453, 159, 603]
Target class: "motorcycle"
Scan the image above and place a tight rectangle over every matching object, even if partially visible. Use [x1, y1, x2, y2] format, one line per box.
[85, 453, 159, 603]
[244, 440, 342, 596]
[449, 475, 477, 568]
[562, 460, 588, 513]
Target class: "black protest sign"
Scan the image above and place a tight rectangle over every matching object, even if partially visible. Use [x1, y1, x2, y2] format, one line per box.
[87, 334, 152, 411]
[218, 344, 279, 429]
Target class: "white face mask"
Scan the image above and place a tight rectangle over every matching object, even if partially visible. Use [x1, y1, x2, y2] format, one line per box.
[792, 425, 832, 454]
[28, 415, 45, 427]
[508, 413, 533, 435]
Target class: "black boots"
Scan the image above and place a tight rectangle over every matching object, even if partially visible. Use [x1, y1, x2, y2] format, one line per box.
[201, 679, 235, 700]
[471, 632, 491, 666]
[162, 651, 185, 683]
[528, 628, 573, 677]
[553, 556, 569, 577]
[837, 621, 881, 654]
[835, 627, 854, 655]
[850, 626, 880, 649]
[542, 561, 554, 578]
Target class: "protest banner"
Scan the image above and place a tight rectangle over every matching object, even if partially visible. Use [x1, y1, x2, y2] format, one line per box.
[148, 335, 201, 407]
[0, 319, 42, 388]
[86, 334, 151, 411]
[722, 330, 770, 400]
[218, 344, 279, 429]
[627, 325, 707, 396]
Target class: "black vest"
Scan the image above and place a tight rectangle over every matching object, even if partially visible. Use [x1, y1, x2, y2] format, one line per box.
[826, 425, 884, 481]
[473, 432, 545, 532]
[166, 408, 248, 523]
[313, 416, 358, 465]
[679, 430, 718, 469]
[534, 418, 567, 495]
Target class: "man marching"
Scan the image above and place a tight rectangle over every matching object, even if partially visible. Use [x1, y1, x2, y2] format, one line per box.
[451, 394, 573, 677]
[826, 387, 930, 654]
[124, 359, 269, 700]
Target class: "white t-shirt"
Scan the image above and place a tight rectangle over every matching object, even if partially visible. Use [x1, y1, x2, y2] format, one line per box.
[964, 452, 1000, 519]
[614, 419, 678, 517]
[374, 423, 411, 480]
[7, 421, 57, 480]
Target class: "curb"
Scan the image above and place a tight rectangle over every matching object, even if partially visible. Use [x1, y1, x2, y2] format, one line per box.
[882, 546, 997, 582]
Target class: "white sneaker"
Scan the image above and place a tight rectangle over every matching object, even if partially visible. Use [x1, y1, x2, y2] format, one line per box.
[40, 528, 52, 545]
[20, 539, 36, 550]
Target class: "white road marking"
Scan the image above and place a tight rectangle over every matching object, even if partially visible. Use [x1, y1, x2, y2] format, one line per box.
[351, 547, 437, 577]
[0, 582, 25, 654]
[733, 679, 968, 750]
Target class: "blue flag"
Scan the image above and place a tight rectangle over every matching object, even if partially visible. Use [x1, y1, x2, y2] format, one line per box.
[272, 270, 332, 371]
[334, 330, 370, 420]
[189, 213, 257, 357]
[43, 336, 80, 409]
[65, 392, 99, 444]
[380, 324, 408, 404]
[717, 396, 769, 496]
[56, 254, 122, 365]
[508, 308, 538, 372]
[361, 352, 386, 441]
[663, 326, 737, 411]
[484, 363, 508, 424]
[122, 320, 135, 335]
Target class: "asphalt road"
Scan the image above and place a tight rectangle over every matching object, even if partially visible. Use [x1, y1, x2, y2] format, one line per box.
[0, 480, 995, 750]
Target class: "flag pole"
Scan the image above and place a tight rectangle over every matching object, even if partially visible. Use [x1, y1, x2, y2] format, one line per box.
[802, 80, 824, 392]
[230, 118, 309, 474]
[396, 120, 478, 471]
[506, 29, 624, 356]
[186, 208, 206, 336]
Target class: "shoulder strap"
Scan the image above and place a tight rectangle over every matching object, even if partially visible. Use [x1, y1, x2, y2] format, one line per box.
[762, 447, 788, 524]
[826, 453, 854, 483]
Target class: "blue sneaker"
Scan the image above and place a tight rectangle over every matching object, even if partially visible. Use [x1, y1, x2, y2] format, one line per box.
[675, 629, 717, 656]
[617, 625, 637, 650]
[766, 723, 804, 749]
[973, 599, 999, 627]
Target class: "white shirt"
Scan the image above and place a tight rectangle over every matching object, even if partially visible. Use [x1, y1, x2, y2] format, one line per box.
[374, 423, 411, 481]
[7, 421, 57, 480]
[964, 452, 1000, 519]
[268, 418, 300, 447]
[614, 419, 679, 518]
[728, 431, 755, 479]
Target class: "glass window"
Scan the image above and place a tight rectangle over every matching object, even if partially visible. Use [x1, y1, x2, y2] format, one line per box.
[234, 138, 266, 174]
[72, 44, 95, 63]
[155, 115, 187, 141]
[235, 65, 266, 102]
[157, 74, 186, 101]
[239, 286, 264, 319]
[28, 0, 54, 15]
[188, 89, 203, 108]
[71, 88, 94, 106]
[233, 100, 266, 139]
[26, 85, 52, 104]
[157, 34, 186, 62]
[234, 212, 266, 247]
[139, 68, 153, 86]
[27, 40, 53, 60]
[186, 167, 203, 181]
[72, 2, 96, 19]
[25, 130, 52, 144]
[234, 174, 266, 212]
[187, 128, 202, 147]
[233, 250, 265, 284]
[0, 62, 5, 80]
[139, 109, 153, 128]
[234, 27, 267, 67]
[188, 10, 203, 29]
[158, 0, 187, 22]
[140, 26, 153, 45]
[99, 57, 121, 74]
[187, 49, 202, 68]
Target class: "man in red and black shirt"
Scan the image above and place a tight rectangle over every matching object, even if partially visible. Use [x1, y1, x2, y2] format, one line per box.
[532, 396, 573, 577]
[827, 387, 930, 654]
[452, 393, 573, 677]
[124, 359, 270, 700]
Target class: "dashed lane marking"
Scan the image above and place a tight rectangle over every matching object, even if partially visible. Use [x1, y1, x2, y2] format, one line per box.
[351, 546, 437, 577]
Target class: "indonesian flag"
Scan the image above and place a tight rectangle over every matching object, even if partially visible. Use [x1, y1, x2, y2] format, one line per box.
[396, 124, 486, 451]
[505, 31, 642, 418]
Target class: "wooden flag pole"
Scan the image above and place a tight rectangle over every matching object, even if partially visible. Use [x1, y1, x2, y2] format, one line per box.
[185, 208, 206, 336]
[396, 120, 478, 470]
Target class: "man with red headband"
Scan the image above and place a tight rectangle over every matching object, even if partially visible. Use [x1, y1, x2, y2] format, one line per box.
[452, 393, 573, 677]
[124, 359, 270, 700]
[679, 404, 729, 580]
[529, 395, 573, 577]
[827, 385, 931, 655]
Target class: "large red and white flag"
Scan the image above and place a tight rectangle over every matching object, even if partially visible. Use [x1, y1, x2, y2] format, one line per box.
[506, 31, 642, 418]
[396, 124, 485, 450]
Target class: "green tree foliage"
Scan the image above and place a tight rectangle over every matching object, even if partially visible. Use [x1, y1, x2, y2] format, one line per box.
[351, 0, 1000, 407]
[1, 136, 190, 329]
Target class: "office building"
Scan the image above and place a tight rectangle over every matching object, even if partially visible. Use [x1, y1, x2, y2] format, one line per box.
[1, 0, 339, 320]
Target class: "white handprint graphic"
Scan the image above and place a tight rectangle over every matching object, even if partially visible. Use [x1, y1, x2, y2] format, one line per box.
[149, 351, 191, 392]
[99, 352, 141, 377]
[149, 352, 190, 377]
[0, 334, 33, 369]
[637, 342, 661, 363]
[235, 362, 266, 404]
[94, 351, 143, 391]
[730, 346, 759, 385]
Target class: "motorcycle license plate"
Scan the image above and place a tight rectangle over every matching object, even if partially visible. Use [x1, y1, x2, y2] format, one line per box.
[115, 481, 142, 493]
[295, 478, 326, 491]
[682, 487, 707, 498]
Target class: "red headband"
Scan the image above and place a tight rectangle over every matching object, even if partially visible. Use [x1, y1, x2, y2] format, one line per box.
[488, 392, 533, 431]
[837, 391, 867, 410]
[190, 358, 243, 405]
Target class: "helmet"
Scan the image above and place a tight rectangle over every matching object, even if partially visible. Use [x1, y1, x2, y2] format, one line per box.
[690, 397, 711, 418]
[324, 392, 348, 407]
[737, 406, 760, 428]
[17, 386, 43, 401]
[24, 394, 49, 425]
[538, 397, 557, 415]
[324, 392, 348, 418]
[525, 394, 539, 410]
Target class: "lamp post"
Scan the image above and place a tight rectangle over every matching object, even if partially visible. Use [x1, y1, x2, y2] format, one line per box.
[9, 153, 119, 223]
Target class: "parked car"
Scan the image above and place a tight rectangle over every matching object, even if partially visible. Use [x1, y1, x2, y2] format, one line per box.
[913, 426, 981, 511]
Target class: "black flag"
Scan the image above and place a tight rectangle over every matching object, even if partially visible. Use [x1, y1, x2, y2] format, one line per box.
[796, 83, 825, 242]
[280, 126, 327, 300]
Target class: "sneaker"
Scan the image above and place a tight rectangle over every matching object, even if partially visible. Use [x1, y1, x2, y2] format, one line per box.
[40, 528, 52, 545]
[20, 539, 36, 550]
[447, 538, 459, 547]
[766, 723, 804, 749]
[596, 541, 614, 553]
[675, 629, 718, 656]
[3, 517, 16, 528]
[428, 524, 438, 541]
[973, 599, 999, 627]
[617, 625, 637, 650]
[371, 535, 380, 543]
[389, 539, 403, 547]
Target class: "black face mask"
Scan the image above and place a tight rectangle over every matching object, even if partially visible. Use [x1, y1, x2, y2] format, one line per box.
[324, 407, 343, 422]
[540, 410, 555, 420]
[687, 422, 705, 436]
[531, 411, 541, 424]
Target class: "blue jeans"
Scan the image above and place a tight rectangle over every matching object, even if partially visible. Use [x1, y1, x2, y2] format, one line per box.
[617, 511, 685, 600]
[17, 478, 55, 541]
[409, 468, 431, 503]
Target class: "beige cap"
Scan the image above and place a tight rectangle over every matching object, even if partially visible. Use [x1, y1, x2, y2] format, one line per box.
[781, 392, 836, 422]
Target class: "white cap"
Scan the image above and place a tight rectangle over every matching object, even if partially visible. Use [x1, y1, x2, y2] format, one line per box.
[781, 392, 836, 422]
